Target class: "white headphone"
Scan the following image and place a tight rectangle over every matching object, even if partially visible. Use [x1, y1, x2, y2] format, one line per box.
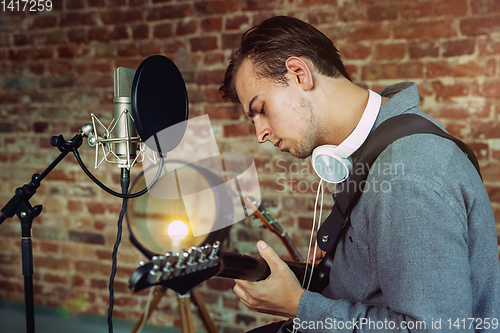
[311, 90, 382, 183]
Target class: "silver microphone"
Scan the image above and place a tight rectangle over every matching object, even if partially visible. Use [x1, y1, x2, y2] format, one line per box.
[83, 67, 153, 169]
[113, 67, 137, 161]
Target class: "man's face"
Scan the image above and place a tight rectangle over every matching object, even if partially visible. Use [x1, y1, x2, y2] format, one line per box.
[234, 59, 324, 159]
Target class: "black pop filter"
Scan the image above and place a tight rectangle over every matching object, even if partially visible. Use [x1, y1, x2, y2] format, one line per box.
[131, 55, 189, 153]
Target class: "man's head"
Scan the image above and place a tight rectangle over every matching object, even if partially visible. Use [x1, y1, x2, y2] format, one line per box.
[220, 16, 350, 104]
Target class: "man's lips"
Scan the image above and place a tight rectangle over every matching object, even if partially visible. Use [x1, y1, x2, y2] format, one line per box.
[274, 140, 282, 150]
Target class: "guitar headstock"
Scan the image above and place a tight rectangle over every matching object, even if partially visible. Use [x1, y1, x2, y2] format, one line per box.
[244, 197, 285, 236]
[129, 241, 222, 295]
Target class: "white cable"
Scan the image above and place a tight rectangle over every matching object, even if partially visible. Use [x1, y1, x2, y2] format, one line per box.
[306, 180, 324, 290]
[301, 179, 324, 289]
[137, 286, 156, 333]
[294, 179, 324, 333]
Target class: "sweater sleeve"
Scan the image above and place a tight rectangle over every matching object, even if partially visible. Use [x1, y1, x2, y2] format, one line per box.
[295, 176, 475, 333]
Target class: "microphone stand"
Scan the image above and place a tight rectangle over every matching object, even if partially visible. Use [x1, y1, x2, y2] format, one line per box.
[0, 133, 84, 333]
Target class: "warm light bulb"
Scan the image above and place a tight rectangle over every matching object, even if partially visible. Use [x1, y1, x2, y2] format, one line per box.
[167, 220, 188, 239]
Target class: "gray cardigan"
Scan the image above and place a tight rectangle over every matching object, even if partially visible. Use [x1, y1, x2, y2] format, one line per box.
[295, 82, 500, 332]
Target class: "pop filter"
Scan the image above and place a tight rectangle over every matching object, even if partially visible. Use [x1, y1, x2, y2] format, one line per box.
[131, 55, 189, 154]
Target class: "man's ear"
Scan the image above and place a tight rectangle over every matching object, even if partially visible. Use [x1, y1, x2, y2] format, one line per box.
[285, 57, 314, 91]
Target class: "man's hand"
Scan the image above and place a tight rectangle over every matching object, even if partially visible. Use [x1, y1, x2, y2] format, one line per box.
[233, 240, 305, 318]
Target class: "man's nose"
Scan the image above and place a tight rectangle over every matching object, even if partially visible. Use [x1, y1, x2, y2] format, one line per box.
[254, 117, 271, 143]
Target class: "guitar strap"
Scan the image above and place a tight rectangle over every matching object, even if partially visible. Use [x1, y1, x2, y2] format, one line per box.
[316, 113, 481, 253]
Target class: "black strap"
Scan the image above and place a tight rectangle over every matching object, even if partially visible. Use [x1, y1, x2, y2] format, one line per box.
[317, 114, 481, 252]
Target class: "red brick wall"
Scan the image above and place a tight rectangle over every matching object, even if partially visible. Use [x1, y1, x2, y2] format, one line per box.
[1, 1, 499, 332]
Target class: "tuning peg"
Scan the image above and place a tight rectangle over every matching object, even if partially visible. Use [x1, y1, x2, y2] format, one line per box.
[147, 255, 165, 284]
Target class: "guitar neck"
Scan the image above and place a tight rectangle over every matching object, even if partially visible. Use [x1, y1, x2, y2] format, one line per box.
[216, 252, 327, 293]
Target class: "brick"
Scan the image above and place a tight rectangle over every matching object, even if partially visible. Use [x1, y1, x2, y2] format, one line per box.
[87, 28, 108, 42]
[442, 39, 475, 57]
[201, 17, 223, 32]
[343, 24, 390, 43]
[69, 230, 105, 245]
[28, 63, 45, 75]
[471, 0, 500, 15]
[117, 43, 137, 57]
[395, 19, 457, 40]
[3, 78, 36, 89]
[477, 80, 500, 97]
[206, 105, 243, 120]
[375, 43, 406, 61]
[367, 4, 398, 21]
[87, 202, 107, 214]
[409, 40, 440, 59]
[75, 260, 110, 275]
[164, 39, 185, 54]
[60, 13, 96, 27]
[29, 15, 58, 30]
[13, 34, 28, 46]
[471, 121, 500, 139]
[225, 15, 249, 30]
[139, 41, 161, 56]
[132, 24, 149, 39]
[196, 0, 240, 14]
[153, 23, 174, 38]
[109, 0, 126, 6]
[35, 257, 72, 271]
[223, 123, 253, 138]
[177, 20, 197, 36]
[363, 63, 423, 80]
[130, 0, 147, 6]
[109, 26, 129, 40]
[40, 77, 74, 89]
[196, 69, 225, 85]
[339, 6, 367, 22]
[400, 2, 432, 19]
[88, 0, 106, 7]
[426, 60, 493, 78]
[431, 0, 468, 17]
[44, 273, 68, 284]
[222, 32, 241, 50]
[146, 4, 192, 21]
[67, 29, 86, 44]
[432, 81, 470, 99]
[190, 36, 218, 52]
[0, 122, 14, 133]
[341, 43, 371, 60]
[57, 46, 76, 58]
[204, 52, 224, 65]
[460, 15, 500, 36]
[90, 278, 108, 289]
[101, 9, 143, 25]
[67, 0, 85, 9]
[479, 38, 500, 56]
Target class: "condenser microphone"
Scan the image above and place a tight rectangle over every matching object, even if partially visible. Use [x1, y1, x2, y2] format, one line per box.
[85, 55, 189, 171]
[113, 67, 138, 163]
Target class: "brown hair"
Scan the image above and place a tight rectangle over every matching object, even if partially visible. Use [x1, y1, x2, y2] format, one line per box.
[220, 16, 351, 103]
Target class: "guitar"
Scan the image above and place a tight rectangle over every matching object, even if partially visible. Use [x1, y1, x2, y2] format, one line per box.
[244, 197, 304, 263]
[128, 241, 331, 296]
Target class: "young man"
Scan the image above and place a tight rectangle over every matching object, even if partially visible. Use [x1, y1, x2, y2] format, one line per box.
[219, 16, 500, 332]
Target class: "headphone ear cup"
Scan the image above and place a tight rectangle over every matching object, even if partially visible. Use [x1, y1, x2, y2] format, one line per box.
[312, 145, 353, 184]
